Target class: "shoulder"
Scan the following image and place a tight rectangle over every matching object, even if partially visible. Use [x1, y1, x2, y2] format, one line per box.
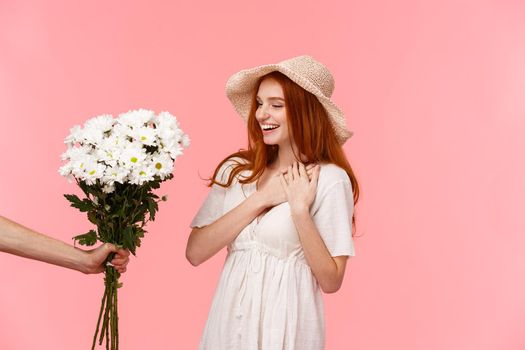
[311, 163, 354, 213]
[315, 162, 353, 199]
[318, 162, 351, 186]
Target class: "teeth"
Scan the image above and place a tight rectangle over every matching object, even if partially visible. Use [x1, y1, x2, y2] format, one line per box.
[262, 124, 279, 130]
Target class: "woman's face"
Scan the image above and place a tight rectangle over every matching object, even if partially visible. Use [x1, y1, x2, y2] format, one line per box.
[255, 77, 290, 147]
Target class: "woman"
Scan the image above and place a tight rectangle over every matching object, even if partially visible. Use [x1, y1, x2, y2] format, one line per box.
[186, 55, 359, 349]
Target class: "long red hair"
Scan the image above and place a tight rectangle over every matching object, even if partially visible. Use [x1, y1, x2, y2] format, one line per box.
[209, 71, 360, 233]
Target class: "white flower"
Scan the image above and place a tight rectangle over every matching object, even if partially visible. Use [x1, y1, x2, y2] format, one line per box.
[163, 139, 184, 159]
[118, 109, 155, 129]
[65, 149, 92, 176]
[112, 123, 133, 141]
[130, 126, 158, 146]
[64, 125, 84, 145]
[151, 153, 174, 179]
[61, 144, 91, 161]
[58, 162, 75, 182]
[102, 165, 129, 185]
[84, 114, 114, 133]
[82, 124, 104, 146]
[102, 183, 116, 194]
[96, 135, 125, 167]
[120, 142, 147, 169]
[155, 111, 179, 130]
[59, 162, 73, 176]
[130, 165, 155, 185]
[80, 158, 107, 185]
[181, 134, 191, 148]
[157, 128, 177, 147]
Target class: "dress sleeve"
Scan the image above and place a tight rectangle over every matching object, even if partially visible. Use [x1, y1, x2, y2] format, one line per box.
[311, 180, 356, 257]
[189, 161, 235, 228]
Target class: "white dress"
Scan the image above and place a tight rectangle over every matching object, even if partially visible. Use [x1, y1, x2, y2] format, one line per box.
[190, 158, 356, 350]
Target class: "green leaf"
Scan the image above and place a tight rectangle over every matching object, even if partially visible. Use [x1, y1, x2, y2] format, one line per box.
[135, 226, 145, 238]
[87, 211, 99, 226]
[64, 194, 81, 205]
[147, 199, 158, 221]
[79, 181, 104, 198]
[64, 194, 93, 212]
[73, 230, 98, 246]
[133, 213, 145, 225]
[122, 227, 137, 255]
[150, 181, 161, 189]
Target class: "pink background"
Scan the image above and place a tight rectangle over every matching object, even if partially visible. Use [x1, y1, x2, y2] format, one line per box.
[1, 0, 524, 349]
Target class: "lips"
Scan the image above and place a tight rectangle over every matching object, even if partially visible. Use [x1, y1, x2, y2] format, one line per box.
[263, 128, 278, 135]
[261, 124, 280, 131]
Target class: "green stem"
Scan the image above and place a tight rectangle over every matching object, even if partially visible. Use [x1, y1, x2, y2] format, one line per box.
[113, 271, 120, 350]
[105, 313, 110, 349]
[100, 266, 119, 350]
[111, 286, 116, 350]
[91, 286, 108, 350]
[99, 268, 113, 345]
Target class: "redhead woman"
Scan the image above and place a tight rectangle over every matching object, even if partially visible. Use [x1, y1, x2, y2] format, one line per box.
[186, 55, 359, 350]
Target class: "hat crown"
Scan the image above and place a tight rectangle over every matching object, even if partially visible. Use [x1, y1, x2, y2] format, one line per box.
[279, 55, 335, 98]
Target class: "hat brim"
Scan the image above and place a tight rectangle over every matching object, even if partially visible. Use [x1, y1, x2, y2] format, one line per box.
[226, 63, 353, 145]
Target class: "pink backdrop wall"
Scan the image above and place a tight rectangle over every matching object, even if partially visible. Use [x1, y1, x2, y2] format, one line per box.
[1, 0, 524, 349]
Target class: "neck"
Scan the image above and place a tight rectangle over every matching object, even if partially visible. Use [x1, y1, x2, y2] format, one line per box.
[272, 141, 306, 172]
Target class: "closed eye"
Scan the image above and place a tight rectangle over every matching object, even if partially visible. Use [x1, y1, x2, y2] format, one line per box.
[256, 101, 283, 108]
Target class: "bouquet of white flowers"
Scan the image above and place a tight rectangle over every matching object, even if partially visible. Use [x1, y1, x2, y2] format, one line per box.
[59, 109, 189, 350]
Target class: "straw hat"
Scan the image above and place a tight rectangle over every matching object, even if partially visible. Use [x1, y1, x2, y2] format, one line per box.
[225, 55, 353, 145]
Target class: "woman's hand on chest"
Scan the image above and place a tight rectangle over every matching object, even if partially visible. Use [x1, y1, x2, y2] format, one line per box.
[254, 162, 318, 210]
[279, 161, 320, 216]
[255, 170, 287, 208]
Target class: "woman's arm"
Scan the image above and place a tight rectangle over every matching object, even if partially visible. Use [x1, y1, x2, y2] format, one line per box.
[280, 162, 349, 293]
[290, 210, 348, 293]
[186, 190, 267, 266]
[0, 215, 130, 274]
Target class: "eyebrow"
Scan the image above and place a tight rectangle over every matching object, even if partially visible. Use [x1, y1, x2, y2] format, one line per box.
[256, 96, 285, 101]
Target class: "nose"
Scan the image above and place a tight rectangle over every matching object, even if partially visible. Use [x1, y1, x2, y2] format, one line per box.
[256, 103, 271, 121]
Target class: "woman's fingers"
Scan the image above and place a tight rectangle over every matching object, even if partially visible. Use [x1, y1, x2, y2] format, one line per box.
[287, 165, 294, 181]
[279, 173, 289, 193]
[305, 163, 314, 173]
[298, 162, 308, 179]
[292, 162, 300, 179]
[305, 163, 316, 180]
[281, 162, 318, 181]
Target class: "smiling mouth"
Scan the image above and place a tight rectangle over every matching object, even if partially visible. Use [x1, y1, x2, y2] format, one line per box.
[261, 124, 280, 131]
